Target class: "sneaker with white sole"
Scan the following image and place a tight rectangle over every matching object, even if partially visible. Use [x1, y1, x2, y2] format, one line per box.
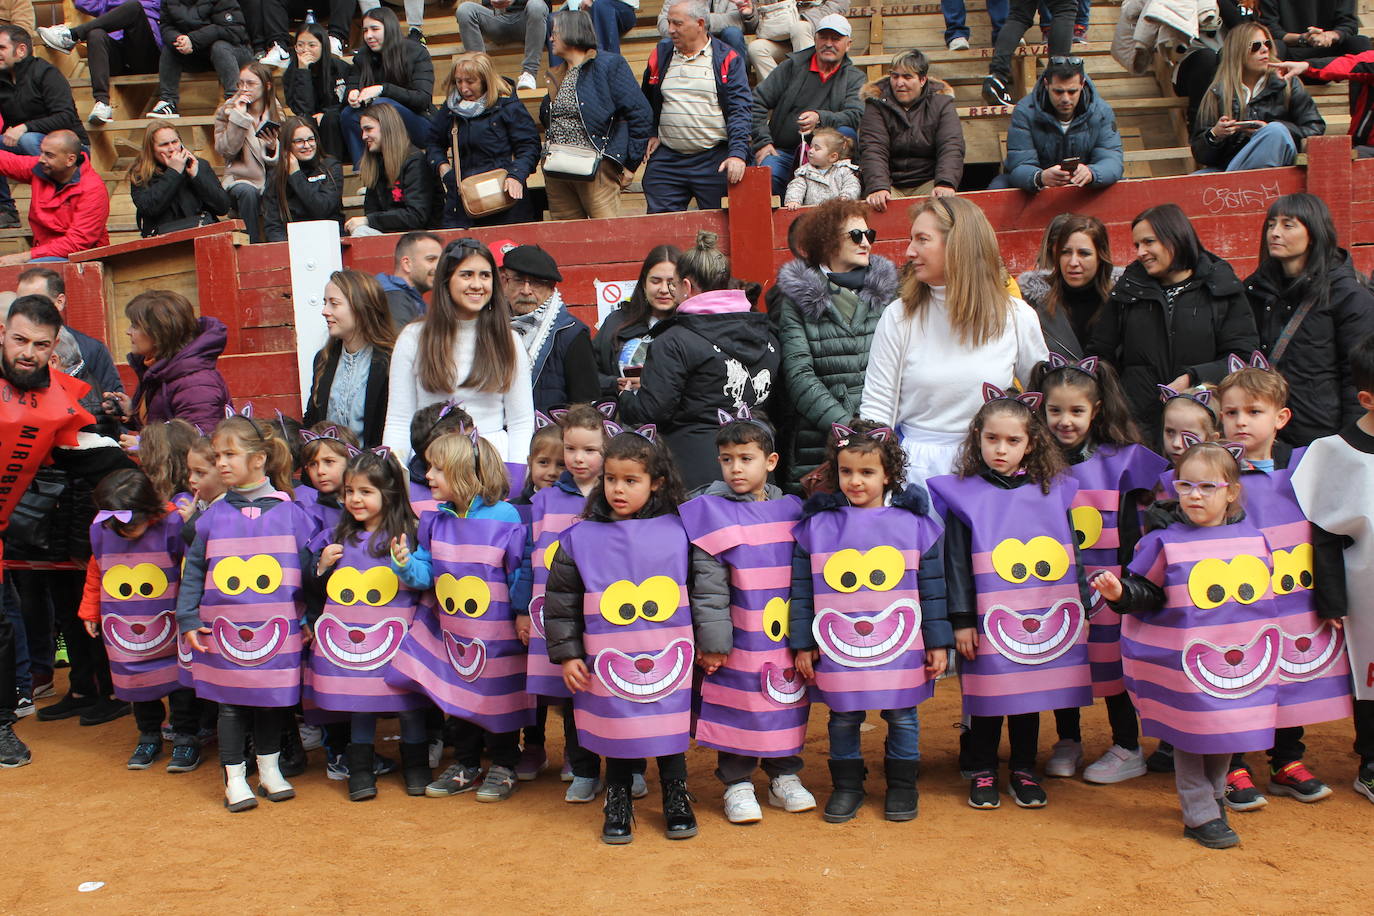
[1223, 767, 1267, 811]
[565, 775, 603, 803]
[516, 72, 538, 92]
[88, 101, 114, 125]
[723, 782, 763, 823]
[1045, 739, 1083, 778]
[982, 75, 1014, 107]
[767, 774, 817, 812]
[631, 771, 648, 799]
[259, 43, 291, 68]
[560, 759, 574, 782]
[1355, 763, 1374, 803]
[14, 696, 33, 718]
[1268, 760, 1332, 803]
[426, 763, 482, 797]
[0, 723, 30, 767]
[38, 24, 76, 53]
[146, 101, 178, 119]
[298, 724, 324, 752]
[1083, 745, 1149, 785]
[475, 765, 518, 802]
[947, 36, 970, 51]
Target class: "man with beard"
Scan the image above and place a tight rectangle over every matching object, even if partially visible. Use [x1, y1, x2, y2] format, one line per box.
[0, 296, 134, 768]
[376, 231, 443, 330]
[501, 245, 599, 412]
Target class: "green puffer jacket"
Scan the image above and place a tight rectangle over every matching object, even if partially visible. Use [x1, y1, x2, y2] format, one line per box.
[774, 255, 898, 492]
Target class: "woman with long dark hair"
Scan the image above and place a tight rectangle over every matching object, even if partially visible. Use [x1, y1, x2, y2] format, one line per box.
[427, 51, 541, 229]
[1018, 214, 1123, 359]
[617, 231, 781, 490]
[346, 103, 439, 236]
[340, 6, 435, 166]
[282, 22, 346, 161]
[382, 239, 534, 462]
[595, 245, 682, 394]
[304, 270, 396, 447]
[128, 122, 231, 237]
[1245, 192, 1374, 445]
[1088, 203, 1258, 439]
[262, 116, 344, 242]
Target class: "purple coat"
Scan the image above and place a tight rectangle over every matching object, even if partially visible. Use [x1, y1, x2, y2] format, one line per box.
[129, 317, 231, 433]
[75, 0, 163, 48]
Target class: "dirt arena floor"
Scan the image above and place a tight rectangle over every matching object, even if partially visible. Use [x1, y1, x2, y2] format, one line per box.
[5, 670, 1366, 915]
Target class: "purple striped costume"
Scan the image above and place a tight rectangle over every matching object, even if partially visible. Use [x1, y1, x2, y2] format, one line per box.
[560, 515, 694, 759]
[1121, 523, 1282, 754]
[409, 479, 439, 517]
[305, 537, 425, 713]
[190, 497, 312, 707]
[526, 486, 584, 698]
[929, 474, 1093, 717]
[295, 485, 343, 545]
[91, 513, 186, 701]
[385, 511, 533, 732]
[1241, 452, 1353, 729]
[793, 502, 941, 712]
[1067, 444, 1170, 696]
[680, 493, 809, 756]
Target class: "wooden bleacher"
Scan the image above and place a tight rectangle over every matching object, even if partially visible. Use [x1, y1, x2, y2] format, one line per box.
[4, 0, 1369, 247]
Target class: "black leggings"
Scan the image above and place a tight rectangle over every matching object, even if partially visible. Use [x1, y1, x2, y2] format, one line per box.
[133, 688, 199, 741]
[606, 753, 685, 788]
[967, 712, 1040, 773]
[1053, 691, 1140, 750]
[218, 704, 286, 766]
[71, 0, 161, 103]
[452, 718, 519, 770]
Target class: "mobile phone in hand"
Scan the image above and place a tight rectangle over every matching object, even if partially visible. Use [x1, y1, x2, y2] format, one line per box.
[1059, 156, 1082, 172]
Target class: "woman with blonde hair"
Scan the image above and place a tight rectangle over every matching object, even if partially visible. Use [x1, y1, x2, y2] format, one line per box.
[128, 122, 232, 237]
[1191, 21, 1324, 172]
[425, 51, 540, 229]
[859, 196, 1048, 484]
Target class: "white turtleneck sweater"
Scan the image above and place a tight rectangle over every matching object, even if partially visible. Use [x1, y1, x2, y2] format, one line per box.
[859, 286, 1048, 439]
[382, 319, 534, 463]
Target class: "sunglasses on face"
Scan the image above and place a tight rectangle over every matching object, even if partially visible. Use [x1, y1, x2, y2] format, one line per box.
[1250, 39, 1273, 52]
[845, 228, 877, 245]
[1173, 480, 1229, 497]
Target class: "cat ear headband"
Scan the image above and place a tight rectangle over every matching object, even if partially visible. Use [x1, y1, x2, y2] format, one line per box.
[94, 509, 133, 525]
[1226, 350, 1273, 375]
[602, 419, 657, 443]
[1045, 352, 1099, 378]
[300, 425, 362, 458]
[1157, 384, 1212, 407]
[981, 383, 1044, 412]
[1178, 431, 1245, 466]
[831, 423, 893, 448]
[533, 411, 557, 431]
[716, 404, 770, 430]
[223, 401, 267, 441]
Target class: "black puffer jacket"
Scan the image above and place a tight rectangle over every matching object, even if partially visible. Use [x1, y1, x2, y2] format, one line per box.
[345, 39, 435, 116]
[1191, 74, 1324, 168]
[1087, 251, 1259, 438]
[362, 150, 439, 233]
[0, 55, 88, 143]
[1245, 249, 1374, 445]
[130, 159, 232, 237]
[617, 290, 781, 491]
[160, 0, 250, 49]
[261, 156, 345, 241]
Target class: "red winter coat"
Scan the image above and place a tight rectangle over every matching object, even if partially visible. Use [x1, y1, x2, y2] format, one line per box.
[0, 148, 110, 258]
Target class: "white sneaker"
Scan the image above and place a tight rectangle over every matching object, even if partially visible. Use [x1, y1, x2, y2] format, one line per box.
[767, 774, 817, 812]
[329, 35, 345, 59]
[298, 723, 324, 752]
[38, 24, 75, 53]
[516, 71, 537, 92]
[724, 782, 763, 823]
[565, 775, 603, 803]
[260, 43, 291, 68]
[1045, 739, 1084, 778]
[1083, 744, 1149, 784]
[88, 101, 114, 125]
[947, 36, 970, 51]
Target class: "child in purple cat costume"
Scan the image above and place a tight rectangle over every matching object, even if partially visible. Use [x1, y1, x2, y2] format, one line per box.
[176, 410, 316, 813]
[543, 427, 701, 845]
[791, 420, 948, 825]
[405, 401, 475, 517]
[929, 387, 1093, 813]
[1030, 355, 1169, 784]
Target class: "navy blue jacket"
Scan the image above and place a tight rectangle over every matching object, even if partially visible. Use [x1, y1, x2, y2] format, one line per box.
[1004, 75, 1123, 192]
[540, 50, 654, 172]
[71, 328, 123, 397]
[426, 92, 541, 185]
[529, 310, 600, 412]
[641, 37, 753, 162]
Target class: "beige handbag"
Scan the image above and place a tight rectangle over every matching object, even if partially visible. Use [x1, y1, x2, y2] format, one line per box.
[451, 123, 516, 219]
[542, 142, 603, 182]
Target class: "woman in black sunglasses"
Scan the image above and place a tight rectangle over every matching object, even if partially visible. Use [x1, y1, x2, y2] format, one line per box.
[770, 200, 898, 493]
[1191, 22, 1325, 172]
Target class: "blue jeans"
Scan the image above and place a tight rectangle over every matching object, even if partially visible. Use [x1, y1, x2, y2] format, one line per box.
[642, 142, 731, 213]
[0, 131, 48, 212]
[762, 126, 858, 196]
[828, 707, 921, 761]
[715, 26, 747, 58]
[350, 709, 428, 744]
[942, 0, 1009, 43]
[1223, 122, 1297, 171]
[340, 97, 435, 167]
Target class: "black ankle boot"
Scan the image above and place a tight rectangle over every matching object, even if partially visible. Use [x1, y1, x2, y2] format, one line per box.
[602, 783, 635, 844]
[662, 778, 698, 839]
[400, 742, 432, 796]
[824, 758, 867, 823]
[884, 758, 919, 821]
[279, 722, 306, 777]
[347, 743, 377, 801]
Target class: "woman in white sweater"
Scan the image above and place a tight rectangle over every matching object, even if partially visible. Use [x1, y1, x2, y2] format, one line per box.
[382, 238, 534, 463]
[860, 197, 1048, 486]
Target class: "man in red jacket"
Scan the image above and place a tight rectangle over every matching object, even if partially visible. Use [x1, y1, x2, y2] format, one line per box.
[0, 129, 109, 265]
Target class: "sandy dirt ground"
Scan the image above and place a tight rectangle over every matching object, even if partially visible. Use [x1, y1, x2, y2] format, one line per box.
[4, 672, 1367, 915]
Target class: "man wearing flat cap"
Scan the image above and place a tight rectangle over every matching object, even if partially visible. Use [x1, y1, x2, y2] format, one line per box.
[502, 244, 600, 412]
